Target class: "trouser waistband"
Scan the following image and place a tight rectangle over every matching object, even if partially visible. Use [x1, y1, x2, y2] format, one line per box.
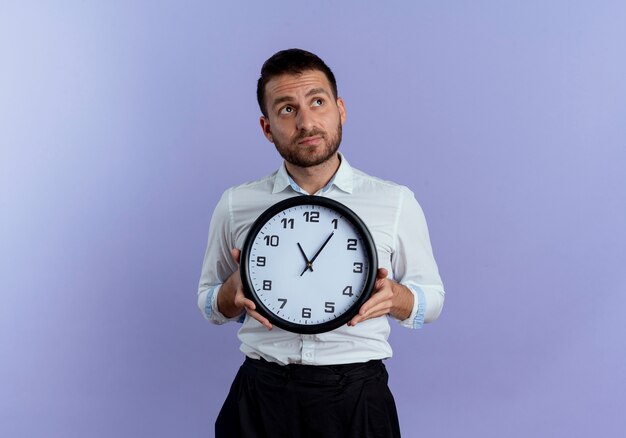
[242, 356, 384, 385]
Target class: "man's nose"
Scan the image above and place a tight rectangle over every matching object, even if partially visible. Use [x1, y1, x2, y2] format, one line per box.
[296, 107, 315, 131]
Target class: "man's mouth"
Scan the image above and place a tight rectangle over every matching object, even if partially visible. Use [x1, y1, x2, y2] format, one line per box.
[297, 135, 323, 146]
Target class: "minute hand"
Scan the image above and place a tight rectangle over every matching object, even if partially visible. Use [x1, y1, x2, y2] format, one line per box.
[300, 232, 335, 276]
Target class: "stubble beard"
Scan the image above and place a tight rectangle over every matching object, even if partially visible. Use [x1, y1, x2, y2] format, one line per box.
[273, 122, 342, 168]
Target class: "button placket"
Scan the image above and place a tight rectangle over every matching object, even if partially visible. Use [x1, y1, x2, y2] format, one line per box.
[301, 334, 315, 364]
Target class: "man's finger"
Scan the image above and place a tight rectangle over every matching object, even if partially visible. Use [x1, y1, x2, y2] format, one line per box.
[361, 286, 393, 313]
[349, 304, 390, 326]
[241, 304, 272, 330]
[234, 292, 272, 330]
[235, 296, 254, 310]
[349, 285, 393, 326]
[358, 299, 392, 320]
[248, 309, 273, 330]
[231, 248, 241, 264]
[375, 269, 389, 290]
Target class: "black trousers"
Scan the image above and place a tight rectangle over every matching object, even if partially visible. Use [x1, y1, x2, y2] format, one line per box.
[215, 357, 401, 438]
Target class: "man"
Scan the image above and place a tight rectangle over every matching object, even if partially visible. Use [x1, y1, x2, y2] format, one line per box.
[198, 49, 444, 438]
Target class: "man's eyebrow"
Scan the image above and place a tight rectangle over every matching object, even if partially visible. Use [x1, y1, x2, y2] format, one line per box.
[305, 87, 331, 98]
[271, 88, 332, 108]
[272, 95, 295, 108]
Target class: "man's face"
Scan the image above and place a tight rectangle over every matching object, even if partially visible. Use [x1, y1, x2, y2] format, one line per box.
[260, 70, 346, 168]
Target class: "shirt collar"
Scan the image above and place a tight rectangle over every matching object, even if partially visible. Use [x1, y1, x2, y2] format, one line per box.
[272, 153, 354, 195]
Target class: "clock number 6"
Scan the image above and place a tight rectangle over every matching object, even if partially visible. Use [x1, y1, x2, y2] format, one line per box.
[302, 308, 312, 318]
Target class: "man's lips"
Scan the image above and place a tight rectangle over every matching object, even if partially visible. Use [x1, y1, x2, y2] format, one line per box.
[297, 135, 322, 146]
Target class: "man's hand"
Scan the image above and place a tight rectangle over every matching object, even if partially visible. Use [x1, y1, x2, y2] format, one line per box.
[348, 268, 414, 327]
[216, 248, 273, 330]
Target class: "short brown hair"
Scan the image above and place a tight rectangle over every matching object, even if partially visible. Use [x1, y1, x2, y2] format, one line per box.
[257, 48, 338, 117]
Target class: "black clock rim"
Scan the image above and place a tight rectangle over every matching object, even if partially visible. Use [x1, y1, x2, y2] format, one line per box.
[240, 195, 378, 335]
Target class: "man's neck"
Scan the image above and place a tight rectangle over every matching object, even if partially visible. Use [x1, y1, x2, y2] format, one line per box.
[285, 153, 341, 195]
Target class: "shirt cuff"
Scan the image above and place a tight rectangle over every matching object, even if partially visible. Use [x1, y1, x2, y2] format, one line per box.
[205, 285, 245, 324]
[396, 282, 426, 329]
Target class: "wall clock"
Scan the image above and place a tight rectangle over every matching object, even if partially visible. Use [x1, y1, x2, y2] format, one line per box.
[240, 196, 378, 334]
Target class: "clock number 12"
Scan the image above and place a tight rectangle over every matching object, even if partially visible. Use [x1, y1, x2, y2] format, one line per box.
[303, 211, 320, 222]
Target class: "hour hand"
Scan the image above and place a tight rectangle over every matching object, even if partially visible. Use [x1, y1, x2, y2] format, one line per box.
[297, 242, 314, 276]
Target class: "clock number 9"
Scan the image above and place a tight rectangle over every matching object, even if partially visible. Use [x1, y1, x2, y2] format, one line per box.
[256, 256, 266, 267]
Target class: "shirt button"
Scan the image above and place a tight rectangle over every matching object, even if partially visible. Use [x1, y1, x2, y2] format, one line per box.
[305, 352, 312, 358]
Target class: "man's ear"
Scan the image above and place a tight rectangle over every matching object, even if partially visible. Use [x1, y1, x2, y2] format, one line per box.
[337, 97, 347, 125]
[260, 116, 273, 142]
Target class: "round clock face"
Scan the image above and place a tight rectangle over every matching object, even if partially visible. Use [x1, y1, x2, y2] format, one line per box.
[240, 196, 378, 334]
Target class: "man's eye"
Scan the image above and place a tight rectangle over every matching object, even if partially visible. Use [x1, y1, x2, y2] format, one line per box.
[280, 106, 294, 115]
[312, 98, 323, 107]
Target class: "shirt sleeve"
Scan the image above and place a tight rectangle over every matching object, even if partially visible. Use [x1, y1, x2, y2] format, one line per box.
[391, 187, 445, 329]
[197, 189, 245, 324]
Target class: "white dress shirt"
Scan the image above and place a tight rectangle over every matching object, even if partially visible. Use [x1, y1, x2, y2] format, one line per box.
[197, 154, 444, 365]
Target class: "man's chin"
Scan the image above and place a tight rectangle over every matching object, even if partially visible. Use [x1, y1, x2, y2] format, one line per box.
[291, 150, 339, 168]
[275, 136, 341, 168]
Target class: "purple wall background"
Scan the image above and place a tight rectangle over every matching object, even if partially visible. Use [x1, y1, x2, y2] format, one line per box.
[2, 1, 625, 437]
